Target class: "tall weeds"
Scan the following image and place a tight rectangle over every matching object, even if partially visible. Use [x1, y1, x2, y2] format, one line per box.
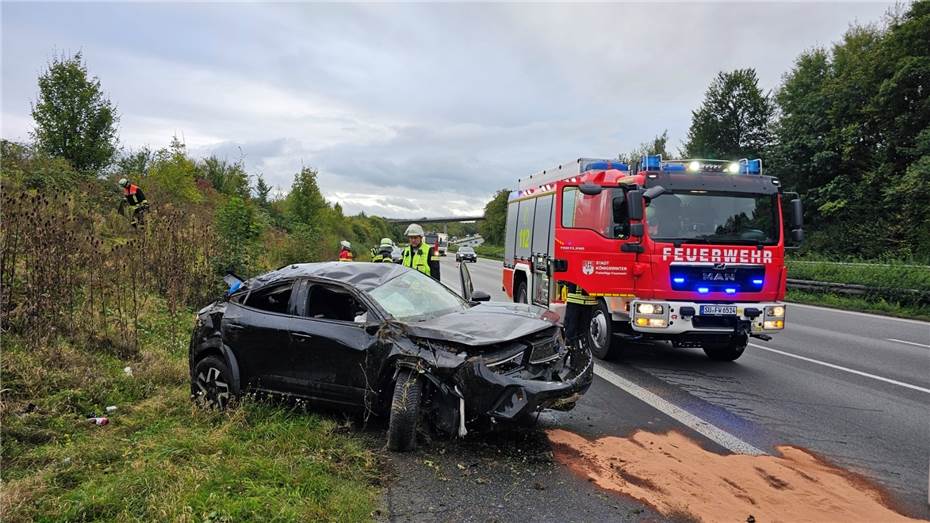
[1, 187, 219, 353]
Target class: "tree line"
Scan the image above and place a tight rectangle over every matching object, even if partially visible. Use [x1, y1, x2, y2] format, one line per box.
[483, 3, 929, 262]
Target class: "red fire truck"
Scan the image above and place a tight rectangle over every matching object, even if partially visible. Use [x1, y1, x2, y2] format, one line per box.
[501, 156, 803, 361]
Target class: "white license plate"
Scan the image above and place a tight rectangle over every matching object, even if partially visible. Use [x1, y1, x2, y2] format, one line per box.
[700, 305, 737, 316]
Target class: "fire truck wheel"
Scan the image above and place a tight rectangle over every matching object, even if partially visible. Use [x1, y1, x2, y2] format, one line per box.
[588, 301, 618, 360]
[515, 281, 528, 304]
[702, 334, 748, 361]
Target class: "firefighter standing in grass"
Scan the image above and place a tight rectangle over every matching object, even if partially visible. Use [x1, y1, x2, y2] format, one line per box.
[562, 282, 597, 350]
[402, 224, 440, 281]
[118, 178, 149, 228]
[338, 240, 354, 262]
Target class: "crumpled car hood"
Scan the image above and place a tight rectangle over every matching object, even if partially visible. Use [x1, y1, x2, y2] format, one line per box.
[401, 302, 559, 346]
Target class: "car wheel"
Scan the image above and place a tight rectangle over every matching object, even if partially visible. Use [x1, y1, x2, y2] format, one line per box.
[192, 356, 235, 409]
[702, 334, 748, 361]
[516, 281, 528, 304]
[588, 301, 619, 360]
[387, 369, 423, 452]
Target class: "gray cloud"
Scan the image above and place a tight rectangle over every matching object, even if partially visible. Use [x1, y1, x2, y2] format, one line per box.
[2, 2, 894, 216]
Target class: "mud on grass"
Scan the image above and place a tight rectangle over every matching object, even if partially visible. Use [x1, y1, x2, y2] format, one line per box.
[1, 309, 382, 522]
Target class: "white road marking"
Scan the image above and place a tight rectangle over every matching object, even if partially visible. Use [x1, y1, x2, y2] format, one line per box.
[749, 343, 930, 395]
[887, 338, 930, 349]
[593, 364, 767, 456]
[787, 302, 930, 326]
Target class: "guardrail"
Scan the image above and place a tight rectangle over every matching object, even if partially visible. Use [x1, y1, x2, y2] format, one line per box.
[787, 278, 930, 305]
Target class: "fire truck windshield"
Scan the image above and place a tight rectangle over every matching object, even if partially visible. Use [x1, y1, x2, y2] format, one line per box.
[646, 191, 779, 245]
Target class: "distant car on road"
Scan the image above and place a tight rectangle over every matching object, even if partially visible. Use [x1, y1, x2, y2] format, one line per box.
[189, 262, 593, 451]
[456, 246, 477, 263]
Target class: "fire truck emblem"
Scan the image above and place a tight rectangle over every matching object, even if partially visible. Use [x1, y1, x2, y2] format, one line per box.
[582, 261, 594, 275]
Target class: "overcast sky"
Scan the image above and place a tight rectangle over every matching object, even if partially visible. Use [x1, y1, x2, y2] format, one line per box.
[2, 2, 894, 217]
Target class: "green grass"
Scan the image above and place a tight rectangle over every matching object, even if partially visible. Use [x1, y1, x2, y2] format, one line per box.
[786, 259, 930, 292]
[787, 289, 930, 322]
[475, 244, 503, 260]
[1, 302, 382, 522]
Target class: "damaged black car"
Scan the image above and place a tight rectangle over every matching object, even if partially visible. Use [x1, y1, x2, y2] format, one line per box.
[189, 262, 593, 451]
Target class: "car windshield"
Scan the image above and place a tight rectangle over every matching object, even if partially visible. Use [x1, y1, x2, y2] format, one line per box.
[368, 270, 468, 321]
[461, 248, 474, 253]
[647, 191, 779, 245]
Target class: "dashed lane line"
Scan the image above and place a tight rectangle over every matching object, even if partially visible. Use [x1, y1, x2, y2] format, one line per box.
[887, 338, 930, 349]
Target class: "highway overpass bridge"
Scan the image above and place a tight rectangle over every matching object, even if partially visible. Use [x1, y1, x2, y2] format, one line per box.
[385, 215, 484, 234]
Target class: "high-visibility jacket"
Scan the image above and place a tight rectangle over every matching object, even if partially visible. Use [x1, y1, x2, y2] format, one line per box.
[124, 184, 147, 207]
[338, 248, 353, 262]
[402, 242, 432, 276]
[372, 247, 394, 263]
[562, 284, 597, 305]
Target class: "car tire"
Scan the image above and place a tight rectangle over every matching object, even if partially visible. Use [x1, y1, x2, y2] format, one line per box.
[702, 334, 748, 361]
[387, 369, 423, 452]
[588, 300, 619, 360]
[192, 356, 235, 409]
[516, 281, 528, 304]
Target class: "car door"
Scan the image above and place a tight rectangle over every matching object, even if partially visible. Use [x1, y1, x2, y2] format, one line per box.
[221, 279, 300, 391]
[288, 279, 381, 407]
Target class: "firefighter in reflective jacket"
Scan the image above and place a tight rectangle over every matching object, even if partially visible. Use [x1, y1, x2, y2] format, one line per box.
[402, 224, 440, 281]
[561, 282, 597, 349]
[118, 178, 149, 228]
[371, 238, 395, 263]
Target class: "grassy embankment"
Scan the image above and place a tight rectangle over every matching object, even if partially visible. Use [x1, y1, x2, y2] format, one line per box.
[1, 301, 382, 522]
[785, 259, 930, 321]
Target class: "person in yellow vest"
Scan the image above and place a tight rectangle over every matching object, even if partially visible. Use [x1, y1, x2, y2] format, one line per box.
[561, 282, 597, 349]
[402, 224, 440, 281]
[371, 238, 395, 263]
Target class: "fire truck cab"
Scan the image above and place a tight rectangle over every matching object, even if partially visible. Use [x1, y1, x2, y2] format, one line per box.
[501, 156, 803, 361]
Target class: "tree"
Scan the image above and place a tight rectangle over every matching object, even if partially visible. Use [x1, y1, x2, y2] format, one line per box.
[254, 174, 272, 207]
[215, 197, 264, 275]
[148, 137, 203, 203]
[285, 167, 328, 226]
[684, 69, 774, 159]
[31, 52, 119, 173]
[619, 130, 671, 165]
[200, 156, 250, 199]
[479, 189, 510, 245]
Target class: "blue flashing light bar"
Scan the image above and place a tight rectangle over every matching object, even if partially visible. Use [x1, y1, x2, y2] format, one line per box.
[739, 158, 763, 175]
[725, 288, 736, 294]
[752, 279, 764, 286]
[697, 287, 709, 294]
[582, 160, 629, 172]
[641, 155, 662, 171]
[673, 277, 685, 284]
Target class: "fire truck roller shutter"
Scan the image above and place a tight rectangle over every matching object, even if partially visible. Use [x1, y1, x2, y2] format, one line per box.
[503, 197, 519, 266]
[515, 198, 536, 261]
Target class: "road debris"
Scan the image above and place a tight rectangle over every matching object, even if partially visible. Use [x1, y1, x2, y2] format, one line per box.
[86, 416, 109, 426]
[548, 428, 922, 522]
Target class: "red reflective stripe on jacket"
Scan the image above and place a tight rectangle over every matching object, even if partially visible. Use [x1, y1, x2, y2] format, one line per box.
[124, 184, 138, 196]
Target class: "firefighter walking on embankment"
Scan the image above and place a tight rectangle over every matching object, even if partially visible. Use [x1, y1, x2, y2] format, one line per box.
[118, 178, 149, 228]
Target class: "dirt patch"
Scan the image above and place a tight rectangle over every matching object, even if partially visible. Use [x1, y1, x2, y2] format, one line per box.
[548, 429, 924, 523]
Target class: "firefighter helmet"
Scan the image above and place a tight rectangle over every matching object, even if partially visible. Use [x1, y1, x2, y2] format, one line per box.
[118, 178, 129, 188]
[340, 240, 351, 249]
[404, 224, 424, 237]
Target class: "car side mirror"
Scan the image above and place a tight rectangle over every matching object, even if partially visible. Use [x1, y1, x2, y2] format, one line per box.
[470, 290, 491, 302]
[627, 191, 643, 221]
[579, 182, 603, 196]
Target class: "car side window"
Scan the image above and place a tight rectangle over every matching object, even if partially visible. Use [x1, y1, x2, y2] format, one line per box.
[242, 282, 294, 314]
[304, 283, 368, 323]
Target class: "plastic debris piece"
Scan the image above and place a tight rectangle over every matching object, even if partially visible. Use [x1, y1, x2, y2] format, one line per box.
[105, 406, 117, 413]
[87, 416, 109, 426]
[123, 366, 133, 377]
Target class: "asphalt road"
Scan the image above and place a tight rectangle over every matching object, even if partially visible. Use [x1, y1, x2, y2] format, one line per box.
[406, 255, 930, 519]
